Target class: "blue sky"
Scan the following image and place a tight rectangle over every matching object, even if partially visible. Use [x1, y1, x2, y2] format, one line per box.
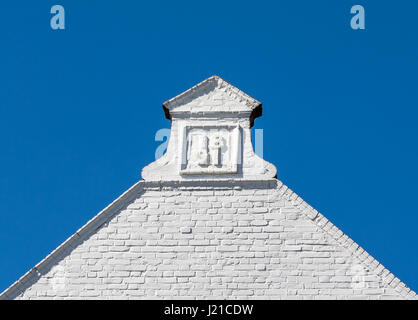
[0, 1, 417, 293]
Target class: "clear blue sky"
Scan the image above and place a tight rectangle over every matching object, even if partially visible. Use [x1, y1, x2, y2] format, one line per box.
[1, 1, 417, 293]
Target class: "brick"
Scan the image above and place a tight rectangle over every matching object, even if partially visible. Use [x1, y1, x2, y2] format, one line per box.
[4, 129, 413, 302]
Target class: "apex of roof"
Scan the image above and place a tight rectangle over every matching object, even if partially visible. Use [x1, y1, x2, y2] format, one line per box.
[162, 75, 262, 126]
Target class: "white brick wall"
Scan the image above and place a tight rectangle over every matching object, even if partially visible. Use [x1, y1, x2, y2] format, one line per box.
[2, 180, 415, 300]
[1, 76, 415, 300]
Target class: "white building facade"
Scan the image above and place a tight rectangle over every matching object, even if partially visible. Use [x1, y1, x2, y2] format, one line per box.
[1, 76, 415, 300]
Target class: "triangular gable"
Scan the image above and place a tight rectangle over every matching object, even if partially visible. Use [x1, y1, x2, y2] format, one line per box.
[162, 75, 262, 126]
[1, 76, 415, 300]
[1, 179, 416, 299]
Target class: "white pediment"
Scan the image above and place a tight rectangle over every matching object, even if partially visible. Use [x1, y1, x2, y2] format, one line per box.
[163, 75, 261, 118]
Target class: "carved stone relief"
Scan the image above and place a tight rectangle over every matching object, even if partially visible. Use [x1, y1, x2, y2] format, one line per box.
[180, 125, 240, 175]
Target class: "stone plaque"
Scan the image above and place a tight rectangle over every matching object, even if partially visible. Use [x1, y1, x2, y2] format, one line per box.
[179, 125, 240, 175]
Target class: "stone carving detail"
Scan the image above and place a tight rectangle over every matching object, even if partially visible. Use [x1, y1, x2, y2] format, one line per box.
[188, 134, 209, 166]
[180, 125, 240, 175]
[208, 134, 224, 166]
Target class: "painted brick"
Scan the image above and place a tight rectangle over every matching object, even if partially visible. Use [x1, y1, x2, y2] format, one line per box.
[1, 76, 415, 301]
[4, 181, 406, 300]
